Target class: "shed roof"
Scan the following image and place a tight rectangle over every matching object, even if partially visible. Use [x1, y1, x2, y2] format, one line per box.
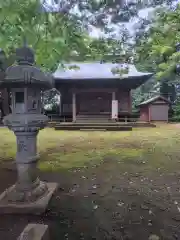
[138, 95, 171, 107]
[53, 62, 153, 80]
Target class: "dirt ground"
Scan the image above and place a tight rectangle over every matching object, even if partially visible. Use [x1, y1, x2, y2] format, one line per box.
[1, 159, 180, 240]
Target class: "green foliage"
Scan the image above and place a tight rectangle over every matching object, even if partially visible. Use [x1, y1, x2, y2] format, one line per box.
[171, 102, 180, 122]
[0, 0, 137, 73]
[0, 0, 175, 73]
[135, 4, 180, 81]
[134, 4, 180, 109]
[131, 77, 159, 109]
[111, 65, 129, 77]
[0, 0, 89, 72]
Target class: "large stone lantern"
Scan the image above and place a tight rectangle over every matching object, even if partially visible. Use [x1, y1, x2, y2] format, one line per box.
[0, 44, 58, 214]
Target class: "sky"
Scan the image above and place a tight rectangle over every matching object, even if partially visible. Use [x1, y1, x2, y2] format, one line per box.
[45, 0, 154, 38]
[89, 7, 154, 38]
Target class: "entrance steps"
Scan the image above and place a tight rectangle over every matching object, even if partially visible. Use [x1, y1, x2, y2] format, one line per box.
[54, 113, 131, 130]
[54, 124, 132, 131]
[55, 114, 132, 130]
[53, 121, 156, 131]
[52, 114, 156, 131]
[75, 114, 111, 123]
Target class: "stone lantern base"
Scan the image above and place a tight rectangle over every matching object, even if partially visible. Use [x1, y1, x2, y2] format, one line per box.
[0, 182, 58, 214]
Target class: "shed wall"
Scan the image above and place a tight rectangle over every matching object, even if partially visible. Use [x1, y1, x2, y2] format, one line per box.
[150, 104, 169, 121]
[139, 106, 149, 122]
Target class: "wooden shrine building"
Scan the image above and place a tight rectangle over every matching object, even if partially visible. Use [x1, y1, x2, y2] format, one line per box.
[53, 62, 153, 123]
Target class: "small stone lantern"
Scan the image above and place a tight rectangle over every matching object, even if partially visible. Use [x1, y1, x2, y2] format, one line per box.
[0, 44, 58, 214]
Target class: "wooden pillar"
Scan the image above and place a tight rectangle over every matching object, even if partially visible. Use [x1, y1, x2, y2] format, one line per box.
[112, 91, 118, 120]
[59, 94, 62, 116]
[148, 105, 151, 122]
[61, 95, 65, 118]
[128, 90, 132, 113]
[112, 91, 116, 101]
[72, 92, 76, 122]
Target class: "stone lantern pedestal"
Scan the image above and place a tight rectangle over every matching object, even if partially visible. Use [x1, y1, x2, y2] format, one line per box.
[0, 45, 58, 214]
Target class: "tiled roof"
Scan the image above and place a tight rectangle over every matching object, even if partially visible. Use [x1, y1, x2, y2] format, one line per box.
[53, 62, 153, 80]
[138, 95, 171, 106]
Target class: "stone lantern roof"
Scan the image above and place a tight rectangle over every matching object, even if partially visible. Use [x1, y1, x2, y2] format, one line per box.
[16, 45, 35, 66]
[0, 45, 54, 89]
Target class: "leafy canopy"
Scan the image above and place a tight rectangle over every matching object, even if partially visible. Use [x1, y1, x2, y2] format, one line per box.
[135, 4, 180, 81]
[0, 0, 91, 72]
[0, 0, 176, 73]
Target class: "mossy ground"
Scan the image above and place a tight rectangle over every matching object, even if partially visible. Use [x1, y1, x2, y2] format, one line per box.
[1, 124, 180, 239]
[1, 124, 179, 173]
[38, 124, 180, 172]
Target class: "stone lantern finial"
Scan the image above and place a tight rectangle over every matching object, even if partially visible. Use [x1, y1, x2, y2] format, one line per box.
[16, 39, 35, 66]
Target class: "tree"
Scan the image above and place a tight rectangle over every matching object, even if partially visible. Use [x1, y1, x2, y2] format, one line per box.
[0, 0, 93, 72]
[133, 4, 180, 106]
[135, 4, 180, 79]
[0, 0, 91, 116]
[0, 0, 176, 72]
[0, 0, 175, 114]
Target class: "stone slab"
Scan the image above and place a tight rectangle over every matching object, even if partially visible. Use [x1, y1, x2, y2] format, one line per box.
[55, 126, 133, 131]
[17, 223, 49, 240]
[0, 182, 58, 215]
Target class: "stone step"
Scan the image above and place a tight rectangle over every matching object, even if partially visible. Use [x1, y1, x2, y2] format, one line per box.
[76, 117, 110, 119]
[76, 114, 110, 117]
[76, 118, 110, 121]
[55, 125, 132, 131]
[55, 122, 124, 127]
[53, 122, 156, 130]
[76, 115, 110, 118]
[76, 120, 111, 123]
[76, 115, 111, 123]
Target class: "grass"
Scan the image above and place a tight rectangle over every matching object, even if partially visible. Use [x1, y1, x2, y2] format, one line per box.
[1, 124, 180, 173]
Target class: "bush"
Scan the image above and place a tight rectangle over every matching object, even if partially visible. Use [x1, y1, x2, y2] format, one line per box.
[170, 115, 180, 122]
[170, 102, 180, 122]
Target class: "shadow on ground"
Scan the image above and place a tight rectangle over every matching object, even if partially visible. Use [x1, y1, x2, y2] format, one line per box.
[1, 158, 180, 240]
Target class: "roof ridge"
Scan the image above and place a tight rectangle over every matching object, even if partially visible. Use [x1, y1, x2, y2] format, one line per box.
[138, 95, 171, 106]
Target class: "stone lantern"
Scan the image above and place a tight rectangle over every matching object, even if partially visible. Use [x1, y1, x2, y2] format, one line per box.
[0, 44, 58, 214]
